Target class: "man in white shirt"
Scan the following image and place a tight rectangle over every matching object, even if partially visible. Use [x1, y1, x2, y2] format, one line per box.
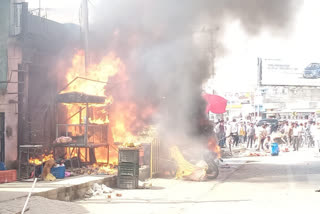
[298, 123, 305, 147]
[225, 122, 233, 153]
[292, 123, 300, 151]
[283, 122, 291, 145]
[230, 119, 239, 147]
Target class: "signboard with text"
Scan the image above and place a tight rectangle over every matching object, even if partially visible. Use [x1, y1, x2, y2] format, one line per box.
[259, 58, 320, 87]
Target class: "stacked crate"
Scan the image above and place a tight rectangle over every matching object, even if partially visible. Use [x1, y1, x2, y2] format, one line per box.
[117, 148, 140, 189]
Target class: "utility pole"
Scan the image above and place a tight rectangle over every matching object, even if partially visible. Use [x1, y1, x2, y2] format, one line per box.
[38, 0, 41, 17]
[81, 0, 89, 145]
[82, 0, 89, 76]
[208, 28, 214, 78]
[256, 58, 263, 120]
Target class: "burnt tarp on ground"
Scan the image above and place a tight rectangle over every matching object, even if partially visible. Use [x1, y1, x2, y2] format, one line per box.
[56, 92, 106, 104]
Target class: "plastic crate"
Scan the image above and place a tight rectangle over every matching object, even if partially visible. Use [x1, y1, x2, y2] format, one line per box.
[51, 166, 65, 179]
[0, 170, 17, 183]
[118, 148, 139, 164]
[117, 175, 138, 189]
[118, 163, 139, 177]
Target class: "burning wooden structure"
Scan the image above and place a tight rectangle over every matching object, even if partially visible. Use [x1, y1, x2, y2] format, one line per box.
[53, 92, 112, 167]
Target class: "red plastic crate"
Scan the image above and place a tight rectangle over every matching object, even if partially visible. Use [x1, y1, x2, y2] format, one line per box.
[0, 170, 17, 183]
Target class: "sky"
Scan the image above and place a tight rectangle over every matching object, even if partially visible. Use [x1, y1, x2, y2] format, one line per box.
[212, 0, 320, 93]
[25, 0, 320, 94]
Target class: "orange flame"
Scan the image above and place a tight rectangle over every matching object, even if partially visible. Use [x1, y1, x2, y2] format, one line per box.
[62, 50, 125, 96]
[59, 51, 126, 164]
[208, 137, 221, 159]
[29, 154, 54, 165]
[90, 163, 117, 175]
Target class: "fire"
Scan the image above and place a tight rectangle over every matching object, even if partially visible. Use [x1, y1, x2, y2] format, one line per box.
[61, 50, 124, 126]
[29, 154, 54, 165]
[62, 50, 125, 96]
[208, 137, 221, 159]
[59, 50, 154, 166]
[89, 117, 109, 124]
[110, 102, 155, 144]
[59, 51, 126, 164]
[90, 163, 117, 175]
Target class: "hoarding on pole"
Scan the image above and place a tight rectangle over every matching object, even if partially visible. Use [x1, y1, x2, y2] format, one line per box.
[259, 58, 320, 87]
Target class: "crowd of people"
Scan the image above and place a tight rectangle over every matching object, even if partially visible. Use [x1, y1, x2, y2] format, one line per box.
[214, 118, 320, 153]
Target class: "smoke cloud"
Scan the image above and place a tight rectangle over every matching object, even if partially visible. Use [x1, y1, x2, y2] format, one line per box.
[87, 0, 302, 146]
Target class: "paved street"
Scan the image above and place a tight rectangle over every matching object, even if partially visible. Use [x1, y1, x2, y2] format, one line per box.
[2, 150, 319, 214]
[76, 149, 320, 214]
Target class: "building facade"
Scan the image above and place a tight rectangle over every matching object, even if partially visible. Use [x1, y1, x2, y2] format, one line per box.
[0, 0, 79, 168]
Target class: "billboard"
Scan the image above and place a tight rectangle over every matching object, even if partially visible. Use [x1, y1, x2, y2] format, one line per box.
[259, 58, 320, 87]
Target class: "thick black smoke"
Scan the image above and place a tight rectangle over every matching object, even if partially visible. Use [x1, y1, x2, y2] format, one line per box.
[88, 0, 302, 144]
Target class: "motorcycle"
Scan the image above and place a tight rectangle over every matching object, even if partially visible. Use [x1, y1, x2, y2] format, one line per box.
[203, 149, 220, 179]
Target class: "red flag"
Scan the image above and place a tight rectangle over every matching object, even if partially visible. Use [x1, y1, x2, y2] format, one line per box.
[203, 93, 227, 114]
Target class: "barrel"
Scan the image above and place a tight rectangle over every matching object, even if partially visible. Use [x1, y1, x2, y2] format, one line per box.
[271, 143, 279, 156]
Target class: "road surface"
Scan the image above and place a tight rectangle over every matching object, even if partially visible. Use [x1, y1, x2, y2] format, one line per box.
[76, 149, 320, 214]
[2, 150, 319, 213]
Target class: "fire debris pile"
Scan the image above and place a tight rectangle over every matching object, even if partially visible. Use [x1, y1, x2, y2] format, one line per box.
[170, 146, 207, 181]
[71, 164, 117, 176]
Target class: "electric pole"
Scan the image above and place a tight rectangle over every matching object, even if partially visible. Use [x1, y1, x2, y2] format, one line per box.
[82, 0, 89, 76]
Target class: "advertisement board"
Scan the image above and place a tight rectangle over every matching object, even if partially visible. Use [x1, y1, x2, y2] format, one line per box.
[259, 58, 320, 86]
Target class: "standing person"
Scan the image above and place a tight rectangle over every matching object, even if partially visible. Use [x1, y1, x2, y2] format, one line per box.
[299, 123, 306, 147]
[215, 120, 226, 148]
[257, 124, 267, 151]
[231, 119, 239, 147]
[283, 122, 290, 145]
[288, 123, 294, 146]
[310, 121, 316, 148]
[244, 122, 248, 143]
[292, 123, 300, 151]
[303, 122, 308, 147]
[239, 123, 246, 145]
[266, 124, 271, 136]
[225, 122, 233, 153]
[247, 123, 255, 148]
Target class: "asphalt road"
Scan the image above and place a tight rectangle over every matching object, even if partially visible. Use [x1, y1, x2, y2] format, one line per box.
[77, 149, 320, 214]
[4, 150, 318, 214]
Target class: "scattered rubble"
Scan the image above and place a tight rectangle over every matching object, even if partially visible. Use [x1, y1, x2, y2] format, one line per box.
[85, 183, 114, 198]
[85, 183, 116, 198]
[138, 180, 152, 189]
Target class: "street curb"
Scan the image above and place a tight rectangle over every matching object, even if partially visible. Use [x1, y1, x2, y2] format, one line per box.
[32, 175, 117, 201]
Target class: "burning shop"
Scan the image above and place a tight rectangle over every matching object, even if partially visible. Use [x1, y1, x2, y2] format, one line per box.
[18, 47, 159, 184]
